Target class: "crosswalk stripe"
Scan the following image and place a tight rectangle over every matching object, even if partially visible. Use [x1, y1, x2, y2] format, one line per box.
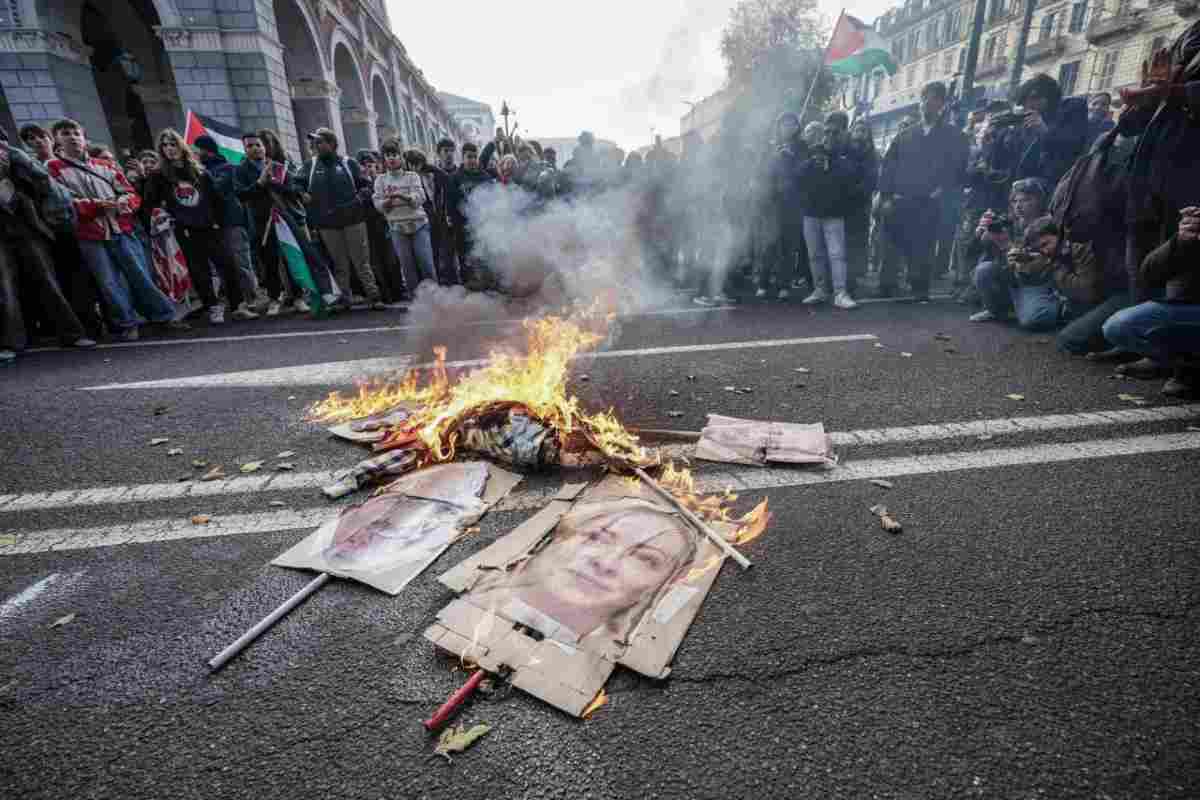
[3, 431, 1198, 556]
[79, 334, 880, 390]
[1, 405, 1195, 515]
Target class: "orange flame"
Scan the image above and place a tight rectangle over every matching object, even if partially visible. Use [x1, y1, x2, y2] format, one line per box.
[582, 688, 608, 719]
[308, 310, 651, 466]
[733, 499, 771, 545]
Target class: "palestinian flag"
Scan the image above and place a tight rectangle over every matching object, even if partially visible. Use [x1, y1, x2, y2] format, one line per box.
[184, 110, 245, 164]
[825, 13, 898, 77]
[271, 208, 325, 314]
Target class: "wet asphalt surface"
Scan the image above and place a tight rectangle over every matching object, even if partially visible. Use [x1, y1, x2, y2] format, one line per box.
[1, 294, 1197, 799]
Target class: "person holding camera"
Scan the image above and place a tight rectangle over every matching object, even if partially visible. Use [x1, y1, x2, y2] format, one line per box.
[878, 82, 969, 301]
[798, 111, 860, 310]
[1011, 74, 1088, 190]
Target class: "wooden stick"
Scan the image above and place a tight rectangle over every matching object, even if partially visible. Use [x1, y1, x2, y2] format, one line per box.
[630, 427, 702, 443]
[633, 467, 752, 570]
[423, 668, 487, 731]
[207, 572, 331, 671]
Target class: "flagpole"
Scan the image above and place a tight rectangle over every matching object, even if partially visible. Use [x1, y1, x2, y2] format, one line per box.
[800, 8, 843, 124]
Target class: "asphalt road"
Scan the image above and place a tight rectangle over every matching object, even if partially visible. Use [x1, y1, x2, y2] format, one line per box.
[1, 293, 1197, 799]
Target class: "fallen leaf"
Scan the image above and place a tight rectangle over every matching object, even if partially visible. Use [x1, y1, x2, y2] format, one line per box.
[582, 688, 608, 720]
[869, 479, 894, 489]
[724, 386, 736, 392]
[149, 438, 170, 446]
[686, 375, 696, 381]
[103, 358, 112, 363]
[167, 448, 183, 456]
[668, 390, 680, 396]
[943, 347, 958, 354]
[793, 367, 811, 374]
[977, 433, 994, 441]
[191, 459, 208, 469]
[200, 466, 225, 482]
[741, 386, 754, 393]
[287, 395, 297, 401]
[934, 333, 952, 342]
[0, 533, 16, 546]
[49, 613, 76, 629]
[434, 723, 492, 763]
[869, 504, 902, 533]
[900, 352, 913, 358]
[240, 461, 264, 473]
[793, 382, 807, 389]
[873, 343, 884, 348]
[1006, 394, 1025, 401]
[276, 451, 296, 459]
[269, 500, 286, 507]
[152, 405, 170, 416]
[276, 462, 296, 471]
[190, 515, 211, 525]
[667, 411, 684, 418]
[177, 475, 191, 482]
[1116, 393, 1145, 403]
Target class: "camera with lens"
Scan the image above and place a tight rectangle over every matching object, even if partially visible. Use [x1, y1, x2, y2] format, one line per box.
[988, 106, 1027, 129]
[986, 213, 1012, 233]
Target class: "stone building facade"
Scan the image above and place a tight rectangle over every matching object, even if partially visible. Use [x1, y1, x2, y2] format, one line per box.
[0, 0, 461, 160]
[862, 0, 1200, 149]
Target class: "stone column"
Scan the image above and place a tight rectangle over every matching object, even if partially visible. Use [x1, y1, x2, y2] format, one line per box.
[0, 30, 108, 141]
[341, 108, 377, 154]
[156, 28, 238, 127]
[133, 82, 182, 143]
[291, 78, 341, 156]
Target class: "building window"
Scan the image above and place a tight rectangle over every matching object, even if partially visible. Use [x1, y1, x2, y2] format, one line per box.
[1098, 49, 1120, 88]
[984, 36, 997, 62]
[1059, 60, 1080, 95]
[1068, 1, 1088, 32]
[1040, 11, 1058, 41]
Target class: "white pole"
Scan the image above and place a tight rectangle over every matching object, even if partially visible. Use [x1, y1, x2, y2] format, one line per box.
[207, 572, 332, 671]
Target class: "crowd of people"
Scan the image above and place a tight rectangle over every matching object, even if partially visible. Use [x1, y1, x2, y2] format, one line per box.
[1, 19, 1198, 396]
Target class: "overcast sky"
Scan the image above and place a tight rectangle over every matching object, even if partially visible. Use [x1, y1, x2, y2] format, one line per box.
[392, 0, 895, 151]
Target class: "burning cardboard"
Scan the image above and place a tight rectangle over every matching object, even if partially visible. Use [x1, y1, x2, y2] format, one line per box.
[695, 414, 836, 467]
[426, 474, 764, 717]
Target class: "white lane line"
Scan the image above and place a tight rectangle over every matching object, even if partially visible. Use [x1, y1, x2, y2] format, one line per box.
[31, 305, 737, 354]
[79, 333, 879, 391]
[0, 574, 62, 618]
[3, 432, 1198, 556]
[1, 405, 1195, 515]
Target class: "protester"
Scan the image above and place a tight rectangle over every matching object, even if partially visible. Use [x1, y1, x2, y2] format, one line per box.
[878, 81, 969, 300]
[1087, 92, 1115, 145]
[799, 111, 859, 309]
[429, 138, 458, 284]
[846, 118, 878, 295]
[969, 178, 1057, 328]
[18, 124, 54, 163]
[0, 131, 95, 363]
[47, 119, 184, 341]
[304, 127, 383, 310]
[448, 141, 495, 290]
[758, 112, 807, 300]
[1021, 216, 1117, 354]
[374, 140, 436, 289]
[355, 150, 407, 303]
[192, 133, 265, 319]
[142, 128, 242, 324]
[1012, 73, 1088, 189]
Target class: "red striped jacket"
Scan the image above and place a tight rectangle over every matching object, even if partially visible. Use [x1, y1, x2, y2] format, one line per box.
[46, 157, 142, 241]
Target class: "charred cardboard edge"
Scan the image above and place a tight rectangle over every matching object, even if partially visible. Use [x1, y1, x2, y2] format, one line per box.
[426, 475, 730, 717]
[272, 462, 522, 596]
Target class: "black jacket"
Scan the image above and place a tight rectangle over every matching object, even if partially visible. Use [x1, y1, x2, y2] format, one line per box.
[448, 167, 495, 227]
[1014, 97, 1089, 188]
[879, 121, 968, 200]
[798, 142, 861, 218]
[235, 157, 309, 230]
[1139, 234, 1199, 303]
[200, 153, 251, 231]
[143, 167, 221, 230]
[304, 153, 370, 229]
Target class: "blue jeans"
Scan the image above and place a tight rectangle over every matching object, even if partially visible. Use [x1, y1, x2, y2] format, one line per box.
[78, 234, 177, 329]
[974, 260, 1060, 331]
[389, 224, 436, 285]
[1056, 293, 1132, 354]
[803, 217, 848, 293]
[1102, 301, 1200, 365]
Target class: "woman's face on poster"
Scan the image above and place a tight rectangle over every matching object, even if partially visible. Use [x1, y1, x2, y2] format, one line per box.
[329, 497, 440, 562]
[527, 509, 690, 622]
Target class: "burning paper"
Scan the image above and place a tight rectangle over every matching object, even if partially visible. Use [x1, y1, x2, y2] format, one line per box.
[275, 462, 520, 595]
[695, 414, 837, 467]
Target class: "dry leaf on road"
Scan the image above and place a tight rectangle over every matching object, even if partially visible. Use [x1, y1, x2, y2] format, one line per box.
[269, 500, 286, 507]
[934, 333, 952, 342]
[190, 515, 211, 525]
[869, 504, 903, 533]
[900, 352, 913, 358]
[152, 405, 170, 416]
[275, 451, 296, 459]
[191, 459, 207, 469]
[667, 411, 683, 418]
[276, 462, 296, 471]
[869, 479, 894, 489]
[0, 533, 17, 546]
[668, 390, 680, 396]
[240, 461, 264, 474]
[167, 448, 183, 456]
[793, 367, 811, 374]
[1006, 394, 1025, 401]
[149, 438, 170, 446]
[49, 613, 76, 629]
[434, 724, 492, 763]
[200, 466, 225, 481]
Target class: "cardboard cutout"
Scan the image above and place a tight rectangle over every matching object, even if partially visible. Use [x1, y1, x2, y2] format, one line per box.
[426, 476, 732, 716]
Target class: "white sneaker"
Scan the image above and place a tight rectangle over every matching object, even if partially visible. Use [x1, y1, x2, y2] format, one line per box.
[251, 288, 271, 313]
[970, 309, 996, 322]
[231, 302, 259, 320]
[294, 298, 312, 314]
[755, 288, 767, 298]
[266, 301, 281, 317]
[321, 293, 340, 306]
[208, 304, 226, 325]
[833, 291, 858, 310]
[802, 289, 829, 305]
[777, 289, 790, 300]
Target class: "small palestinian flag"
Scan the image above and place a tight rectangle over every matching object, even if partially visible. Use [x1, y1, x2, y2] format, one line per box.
[184, 110, 245, 164]
[825, 13, 898, 77]
[271, 208, 325, 314]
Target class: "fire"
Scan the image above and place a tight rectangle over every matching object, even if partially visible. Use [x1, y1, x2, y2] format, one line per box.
[581, 688, 608, 719]
[733, 499, 771, 545]
[308, 310, 652, 467]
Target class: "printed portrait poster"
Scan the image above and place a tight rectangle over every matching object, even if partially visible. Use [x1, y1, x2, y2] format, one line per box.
[459, 497, 704, 659]
[273, 462, 503, 595]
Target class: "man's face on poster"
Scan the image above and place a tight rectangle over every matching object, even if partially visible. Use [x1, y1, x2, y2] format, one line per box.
[326, 496, 445, 567]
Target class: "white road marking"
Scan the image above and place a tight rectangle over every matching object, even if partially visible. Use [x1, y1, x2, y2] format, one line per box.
[0, 571, 85, 619]
[79, 334, 880, 391]
[3, 432, 1197, 556]
[1, 405, 1195, 515]
[30, 305, 738, 354]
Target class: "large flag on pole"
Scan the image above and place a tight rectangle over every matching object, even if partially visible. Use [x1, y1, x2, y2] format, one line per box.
[184, 110, 246, 164]
[270, 208, 326, 314]
[825, 13, 898, 76]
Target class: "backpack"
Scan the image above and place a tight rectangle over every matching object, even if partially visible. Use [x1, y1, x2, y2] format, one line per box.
[1049, 128, 1130, 244]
